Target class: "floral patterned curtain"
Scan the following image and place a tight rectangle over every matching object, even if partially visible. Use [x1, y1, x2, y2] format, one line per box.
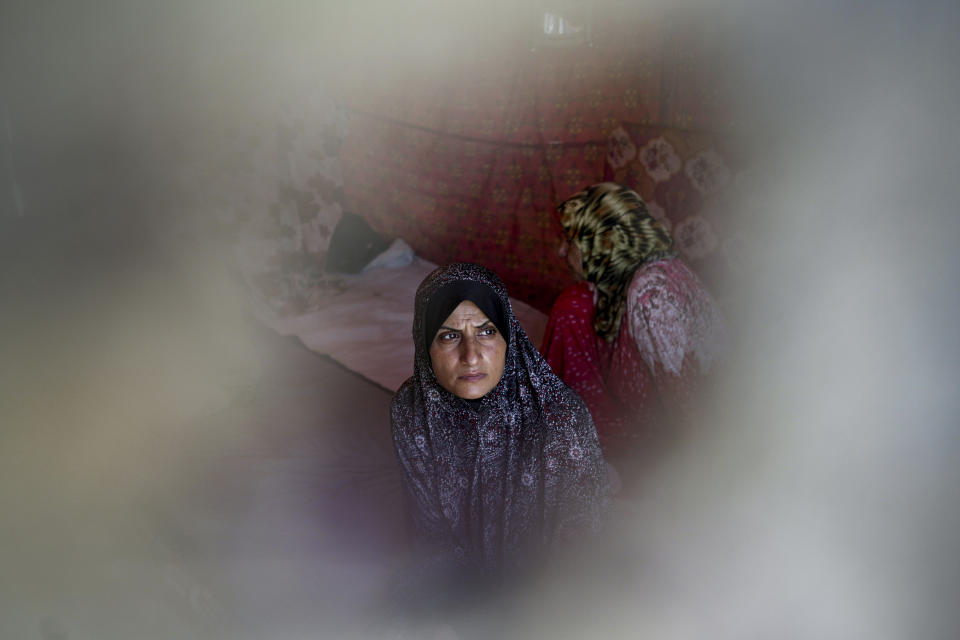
[605, 123, 746, 295]
[339, 8, 741, 311]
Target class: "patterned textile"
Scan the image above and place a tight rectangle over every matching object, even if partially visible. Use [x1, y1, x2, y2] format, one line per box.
[390, 263, 609, 580]
[341, 114, 605, 312]
[626, 258, 727, 377]
[542, 257, 725, 461]
[557, 182, 674, 341]
[606, 123, 745, 295]
[339, 9, 737, 312]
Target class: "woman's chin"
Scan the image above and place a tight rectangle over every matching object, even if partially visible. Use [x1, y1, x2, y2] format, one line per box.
[453, 386, 488, 400]
[450, 377, 495, 400]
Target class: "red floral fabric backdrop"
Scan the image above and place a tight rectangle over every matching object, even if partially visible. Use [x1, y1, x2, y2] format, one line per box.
[606, 123, 745, 295]
[340, 10, 739, 311]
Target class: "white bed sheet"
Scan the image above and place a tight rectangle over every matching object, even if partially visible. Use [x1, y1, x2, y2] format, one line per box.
[251, 257, 548, 391]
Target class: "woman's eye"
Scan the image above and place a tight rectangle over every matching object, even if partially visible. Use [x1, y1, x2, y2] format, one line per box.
[439, 332, 459, 343]
[480, 327, 497, 337]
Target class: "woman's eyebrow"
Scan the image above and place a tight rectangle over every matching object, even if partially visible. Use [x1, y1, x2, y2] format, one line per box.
[436, 320, 493, 333]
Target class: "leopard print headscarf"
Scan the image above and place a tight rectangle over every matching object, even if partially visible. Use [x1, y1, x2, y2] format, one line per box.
[558, 183, 675, 341]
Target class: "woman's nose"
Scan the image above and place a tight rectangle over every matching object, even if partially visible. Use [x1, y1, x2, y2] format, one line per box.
[460, 339, 480, 365]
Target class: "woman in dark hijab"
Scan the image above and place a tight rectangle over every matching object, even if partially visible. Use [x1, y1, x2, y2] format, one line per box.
[390, 263, 609, 594]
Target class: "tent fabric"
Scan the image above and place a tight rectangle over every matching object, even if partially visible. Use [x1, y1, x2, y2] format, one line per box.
[339, 11, 739, 311]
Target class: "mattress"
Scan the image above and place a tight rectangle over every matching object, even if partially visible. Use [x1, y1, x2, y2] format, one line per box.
[250, 256, 548, 392]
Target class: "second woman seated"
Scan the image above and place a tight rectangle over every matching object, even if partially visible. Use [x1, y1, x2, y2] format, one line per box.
[542, 183, 727, 482]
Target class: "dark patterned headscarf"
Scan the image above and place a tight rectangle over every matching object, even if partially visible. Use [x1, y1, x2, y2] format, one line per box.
[559, 182, 675, 341]
[391, 263, 609, 578]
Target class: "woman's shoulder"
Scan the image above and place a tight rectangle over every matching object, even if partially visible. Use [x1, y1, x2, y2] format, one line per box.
[392, 376, 415, 401]
[549, 281, 594, 314]
[629, 257, 705, 301]
[390, 378, 418, 425]
[545, 379, 597, 436]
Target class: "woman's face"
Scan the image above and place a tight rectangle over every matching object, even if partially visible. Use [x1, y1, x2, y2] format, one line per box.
[429, 300, 507, 399]
[558, 236, 586, 281]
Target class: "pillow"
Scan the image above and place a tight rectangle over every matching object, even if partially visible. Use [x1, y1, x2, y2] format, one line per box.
[324, 212, 391, 274]
[362, 238, 415, 272]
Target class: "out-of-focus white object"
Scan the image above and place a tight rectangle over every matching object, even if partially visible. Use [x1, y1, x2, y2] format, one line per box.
[362, 237, 415, 272]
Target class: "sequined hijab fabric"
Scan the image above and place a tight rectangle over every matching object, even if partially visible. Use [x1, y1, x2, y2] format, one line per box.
[391, 263, 609, 575]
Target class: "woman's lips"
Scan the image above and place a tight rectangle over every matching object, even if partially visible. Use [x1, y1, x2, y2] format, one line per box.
[459, 372, 486, 382]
